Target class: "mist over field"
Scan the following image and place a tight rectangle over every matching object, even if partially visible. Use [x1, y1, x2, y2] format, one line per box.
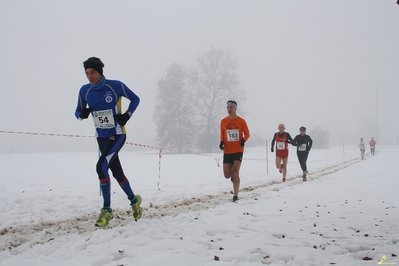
[1, 1, 398, 153]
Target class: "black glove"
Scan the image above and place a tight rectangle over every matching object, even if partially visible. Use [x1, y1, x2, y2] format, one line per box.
[271, 147, 274, 152]
[240, 139, 245, 147]
[115, 112, 131, 126]
[219, 141, 224, 150]
[79, 108, 92, 119]
[285, 139, 290, 143]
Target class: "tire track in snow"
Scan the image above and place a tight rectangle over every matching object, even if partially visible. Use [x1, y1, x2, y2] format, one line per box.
[0, 155, 364, 253]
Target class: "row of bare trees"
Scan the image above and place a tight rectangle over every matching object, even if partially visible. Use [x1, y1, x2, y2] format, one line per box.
[154, 47, 330, 152]
[154, 47, 244, 152]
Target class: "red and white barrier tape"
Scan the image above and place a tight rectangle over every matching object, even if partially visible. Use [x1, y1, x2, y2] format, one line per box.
[0, 130, 225, 189]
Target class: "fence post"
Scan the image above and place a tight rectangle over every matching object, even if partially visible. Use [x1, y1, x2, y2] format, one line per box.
[266, 140, 269, 175]
[342, 143, 345, 158]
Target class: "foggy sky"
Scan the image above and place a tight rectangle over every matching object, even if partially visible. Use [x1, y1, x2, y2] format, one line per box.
[1, 0, 398, 153]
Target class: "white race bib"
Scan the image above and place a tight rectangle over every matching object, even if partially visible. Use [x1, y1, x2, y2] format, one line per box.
[92, 109, 115, 129]
[277, 142, 285, 150]
[226, 129, 239, 142]
[298, 143, 307, 151]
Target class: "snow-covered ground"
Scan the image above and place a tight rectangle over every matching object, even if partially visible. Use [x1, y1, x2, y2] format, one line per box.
[0, 144, 398, 266]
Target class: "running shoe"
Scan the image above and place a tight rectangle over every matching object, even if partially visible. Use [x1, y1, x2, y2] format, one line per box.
[95, 208, 114, 227]
[131, 195, 142, 221]
[233, 195, 239, 202]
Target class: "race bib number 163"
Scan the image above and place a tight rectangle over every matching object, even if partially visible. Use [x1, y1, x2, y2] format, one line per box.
[227, 129, 239, 141]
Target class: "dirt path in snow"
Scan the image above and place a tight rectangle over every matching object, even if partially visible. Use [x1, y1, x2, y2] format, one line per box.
[0, 156, 363, 254]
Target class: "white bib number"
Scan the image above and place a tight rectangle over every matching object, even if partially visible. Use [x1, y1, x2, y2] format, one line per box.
[299, 143, 307, 151]
[227, 129, 239, 142]
[277, 142, 285, 150]
[93, 109, 115, 129]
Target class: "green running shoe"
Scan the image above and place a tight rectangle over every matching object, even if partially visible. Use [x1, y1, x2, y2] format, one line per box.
[95, 208, 114, 227]
[131, 195, 142, 221]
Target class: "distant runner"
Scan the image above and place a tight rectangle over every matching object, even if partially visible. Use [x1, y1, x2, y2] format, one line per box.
[359, 137, 366, 159]
[219, 100, 250, 202]
[293, 126, 313, 181]
[271, 124, 294, 182]
[369, 137, 376, 156]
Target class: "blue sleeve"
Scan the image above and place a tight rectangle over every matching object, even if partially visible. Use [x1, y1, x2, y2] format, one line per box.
[121, 82, 140, 114]
[74, 87, 87, 119]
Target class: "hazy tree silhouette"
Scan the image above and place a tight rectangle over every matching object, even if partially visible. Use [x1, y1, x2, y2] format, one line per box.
[188, 47, 244, 152]
[154, 63, 194, 151]
[309, 126, 329, 149]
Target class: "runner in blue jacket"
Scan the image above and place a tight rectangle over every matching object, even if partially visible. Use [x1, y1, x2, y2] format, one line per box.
[75, 57, 142, 227]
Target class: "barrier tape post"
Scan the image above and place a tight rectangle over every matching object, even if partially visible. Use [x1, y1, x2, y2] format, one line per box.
[98, 146, 102, 196]
[157, 148, 163, 190]
[215, 157, 220, 168]
[266, 140, 269, 175]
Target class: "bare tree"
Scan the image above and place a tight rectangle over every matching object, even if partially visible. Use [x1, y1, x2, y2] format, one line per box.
[188, 47, 245, 152]
[153, 63, 194, 151]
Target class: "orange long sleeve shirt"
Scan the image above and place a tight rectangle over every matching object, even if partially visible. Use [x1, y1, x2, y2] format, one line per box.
[220, 116, 250, 154]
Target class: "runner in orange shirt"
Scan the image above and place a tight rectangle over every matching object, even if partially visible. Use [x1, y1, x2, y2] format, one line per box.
[219, 100, 250, 202]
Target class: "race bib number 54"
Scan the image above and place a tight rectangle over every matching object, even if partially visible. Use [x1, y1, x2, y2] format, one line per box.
[227, 129, 239, 141]
[93, 109, 115, 129]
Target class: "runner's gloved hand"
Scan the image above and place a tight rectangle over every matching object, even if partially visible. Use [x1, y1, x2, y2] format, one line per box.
[115, 112, 131, 126]
[240, 139, 245, 147]
[219, 141, 224, 150]
[271, 147, 274, 152]
[79, 108, 92, 119]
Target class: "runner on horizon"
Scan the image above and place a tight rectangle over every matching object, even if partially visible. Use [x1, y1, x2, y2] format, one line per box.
[219, 100, 250, 203]
[293, 126, 313, 181]
[369, 137, 376, 156]
[359, 137, 366, 159]
[271, 123, 294, 182]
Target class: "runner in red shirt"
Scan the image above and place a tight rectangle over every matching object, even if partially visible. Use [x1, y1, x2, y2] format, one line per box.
[271, 124, 294, 182]
[369, 137, 376, 156]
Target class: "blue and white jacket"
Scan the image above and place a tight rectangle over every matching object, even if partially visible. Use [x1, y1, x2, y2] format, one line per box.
[75, 77, 140, 138]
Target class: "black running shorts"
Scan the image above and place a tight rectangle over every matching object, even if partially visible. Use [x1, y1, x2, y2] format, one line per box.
[223, 152, 243, 164]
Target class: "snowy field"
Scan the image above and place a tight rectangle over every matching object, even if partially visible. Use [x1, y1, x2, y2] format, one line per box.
[0, 143, 398, 266]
